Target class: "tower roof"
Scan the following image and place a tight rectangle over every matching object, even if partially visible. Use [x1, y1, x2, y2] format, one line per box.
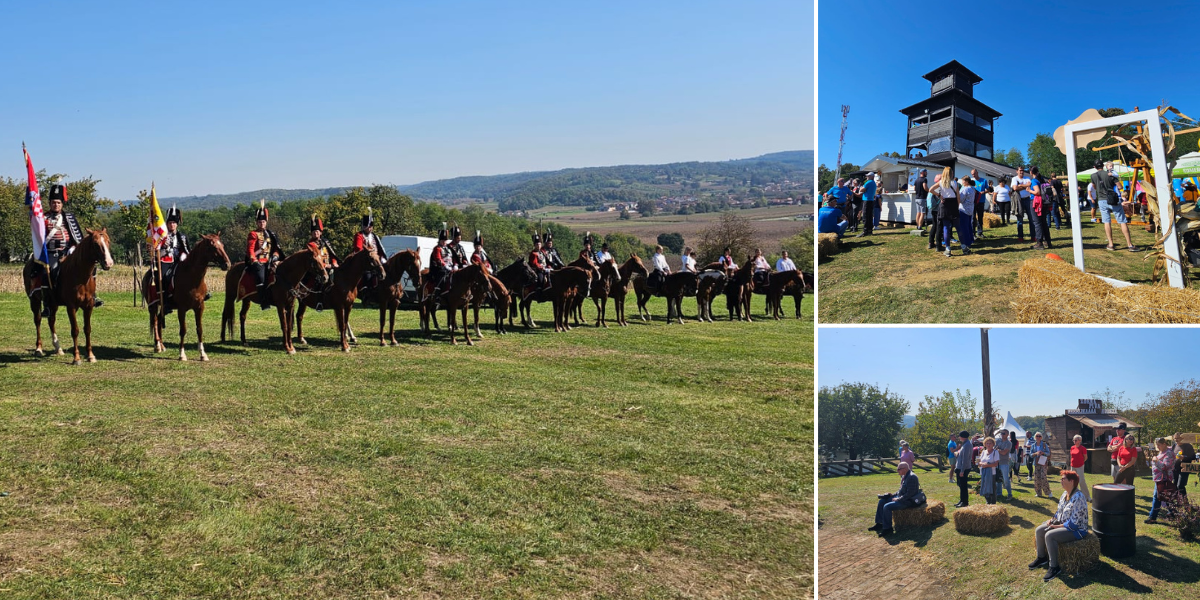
[922, 60, 983, 85]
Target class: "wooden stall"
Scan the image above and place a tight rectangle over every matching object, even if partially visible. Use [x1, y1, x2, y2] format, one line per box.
[1043, 399, 1143, 476]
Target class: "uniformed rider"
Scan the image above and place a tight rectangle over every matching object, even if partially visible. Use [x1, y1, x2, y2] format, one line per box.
[306, 214, 339, 277]
[529, 234, 550, 288]
[40, 182, 103, 315]
[353, 208, 387, 290]
[543, 231, 564, 269]
[470, 230, 492, 273]
[446, 224, 469, 271]
[158, 205, 191, 311]
[246, 201, 283, 308]
[429, 224, 452, 295]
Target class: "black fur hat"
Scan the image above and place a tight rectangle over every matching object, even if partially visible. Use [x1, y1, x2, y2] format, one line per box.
[542, 231, 553, 245]
[255, 199, 268, 221]
[438, 222, 449, 242]
[310, 213, 324, 231]
[450, 224, 462, 239]
[166, 205, 181, 224]
[584, 231, 593, 247]
[531, 232, 541, 246]
[473, 230, 482, 245]
[49, 183, 68, 203]
[361, 207, 374, 228]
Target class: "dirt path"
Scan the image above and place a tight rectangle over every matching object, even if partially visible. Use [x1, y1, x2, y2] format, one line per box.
[818, 529, 952, 599]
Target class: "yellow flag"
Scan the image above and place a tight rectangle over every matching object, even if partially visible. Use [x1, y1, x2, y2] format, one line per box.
[146, 185, 167, 245]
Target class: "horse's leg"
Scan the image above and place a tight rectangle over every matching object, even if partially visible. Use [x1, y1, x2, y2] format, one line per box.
[295, 302, 308, 346]
[472, 303, 482, 340]
[177, 308, 189, 361]
[335, 306, 349, 352]
[463, 305, 475, 346]
[67, 306, 81, 365]
[196, 303, 208, 361]
[32, 294, 44, 356]
[379, 302, 387, 346]
[389, 304, 399, 345]
[150, 306, 162, 352]
[277, 301, 294, 355]
[344, 304, 355, 350]
[239, 300, 250, 346]
[447, 305, 458, 345]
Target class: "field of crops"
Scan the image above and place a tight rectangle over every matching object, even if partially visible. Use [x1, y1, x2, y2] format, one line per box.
[0, 290, 812, 599]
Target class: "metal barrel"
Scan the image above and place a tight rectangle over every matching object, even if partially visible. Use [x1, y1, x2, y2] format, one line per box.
[1092, 483, 1136, 559]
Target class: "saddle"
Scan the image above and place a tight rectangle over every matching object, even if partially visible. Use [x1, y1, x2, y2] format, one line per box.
[753, 271, 770, 288]
[237, 269, 276, 301]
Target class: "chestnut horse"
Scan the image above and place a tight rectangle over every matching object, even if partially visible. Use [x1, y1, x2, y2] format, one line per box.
[22, 229, 115, 364]
[633, 269, 696, 324]
[495, 258, 537, 329]
[551, 266, 592, 332]
[142, 233, 232, 361]
[377, 249, 422, 346]
[484, 273, 511, 334]
[220, 246, 328, 354]
[724, 257, 756, 322]
[762, 269, 812, 319]
[589, 259, 621, 328]
[610, 255, 648, 326]
[295, 248, 386, 352]
[567, 254, 597, 327]
[437, 263, 491, 345]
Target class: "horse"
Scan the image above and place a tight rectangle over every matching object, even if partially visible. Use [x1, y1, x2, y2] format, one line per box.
[694, 265, 728, 323]
[724, 258, 756, 322]
[22, 228, 115, 364]
[220, 246, 328, 354]
[436, 263, 491, 345]
[141, 233, 232, 361]
[633, 269, 696, 324]
[295, 248, 386, 352]
[763, 269, 812, 320]
[495, 258, 537, 329]
[551, 266, 592, 332]
[518, 267, 555, 329]
[376, 249, 422, 346]
[589, 259, 622, 328]
[567, 254, 598, 327]
[484, 273, 511, 334]
[610, 254, 648, 327]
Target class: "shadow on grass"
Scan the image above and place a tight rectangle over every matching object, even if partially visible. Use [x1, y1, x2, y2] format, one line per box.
[1122, 535, 1200, 584]
[888, 519, 948, 548]
[1010, 515, 1038, 530]
[1059, 561, 1152, 592]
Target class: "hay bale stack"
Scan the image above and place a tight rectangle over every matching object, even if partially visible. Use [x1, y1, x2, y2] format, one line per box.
[983, 213, 1004, 229]
[892, 500, 946, 529]
[1056, 532, 1101, 574]
[817, 233, 840, 260]
[953, 504, 1009, 535]
[1014, 258, 1200, 324]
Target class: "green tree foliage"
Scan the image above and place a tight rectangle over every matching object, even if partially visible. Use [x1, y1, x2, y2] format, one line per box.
[656, 232, 685, 254]
[909, 389, 998, 456]
[697, 211, 756, 265]
[817, 163, 860, 193]
[781, 228, 814, 272]
[639, 199, 657, 217]
[0, 172, 110, 262]
[818, 382, 910, 460]
[995, 147, 1025, 168]
[1013, 416, 1053, 435]
[1136, 379, 1200, 440]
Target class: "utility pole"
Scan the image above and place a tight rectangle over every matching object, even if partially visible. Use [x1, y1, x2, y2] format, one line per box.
[836, 105, 850, 180]
[981, 328, 993, 437]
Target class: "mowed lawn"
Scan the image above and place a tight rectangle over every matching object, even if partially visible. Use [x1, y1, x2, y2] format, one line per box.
[818, 216, 1185, 323]
[819, 469, 1200, 599]
[0, 292, 812, 599]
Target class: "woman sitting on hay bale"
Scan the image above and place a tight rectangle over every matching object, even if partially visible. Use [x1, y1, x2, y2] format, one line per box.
[867, 461, 923, 538]
[1030, 470, 1089, 582]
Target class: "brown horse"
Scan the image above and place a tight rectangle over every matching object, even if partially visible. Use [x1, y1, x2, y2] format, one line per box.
[633, 269, 695, 324]
[588, 259, 621, 328]
[377, 249, 422, 346]
[436, 263, 491, 345]
[763, 270, 811, 319]
[495, 258, 538, 329]
[484, 273, 511, 334]
[551, 266, 592, 332]
[724, 258, 756, 322]
[610, 255, 648, 327]
[695, 267, 727, 323]
[22, 229, 115, 364]
[142, 233, 232, 360]
[220, 246, 328, 354]
[567, 254, 597, 326]
[295, 248, 386, 352]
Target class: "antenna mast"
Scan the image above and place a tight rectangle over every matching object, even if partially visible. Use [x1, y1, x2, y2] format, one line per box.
[836, 105, 850, 179]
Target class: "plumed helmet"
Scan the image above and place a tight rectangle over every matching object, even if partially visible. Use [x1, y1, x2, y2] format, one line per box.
[542, 231, 553, 245]
[49, 183, 68, 203]
[255, 199, 268, 221]
[532, 232, 541, 246]
[310, 213, 324, 231]
[438, 221, 449, 241]
[473, 229, 482, 245]
[450, 223, 462, 239]
[166, 204, 181, 224]
[584, 231, 593, 246]
[361, 207, 374, 228]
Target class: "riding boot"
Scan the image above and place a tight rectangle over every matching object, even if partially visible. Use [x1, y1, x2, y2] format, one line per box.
[258, 284, 272, 309]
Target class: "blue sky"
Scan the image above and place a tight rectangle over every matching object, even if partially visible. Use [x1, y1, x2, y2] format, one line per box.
[818, 328, 1196, 417]
[818, 0, 1197, 170]
[4, 0, 812, 199]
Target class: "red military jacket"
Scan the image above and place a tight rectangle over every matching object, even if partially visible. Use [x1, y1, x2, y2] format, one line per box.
[430, 245, 450, 269]
[529, 249, 545, 270]
[247, 230, 272, 263]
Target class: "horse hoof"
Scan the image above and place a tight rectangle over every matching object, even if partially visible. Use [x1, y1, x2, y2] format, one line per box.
[298, 338, 308, 346]
[56, 349, 65, 356]
[287, 349, 296, 355]
[342, 347, 350, 353]
[72, 359, 82, 366]
[200, 354, 209, 362]
[180, 355, 188, 362]
[34, 348, 44, 357]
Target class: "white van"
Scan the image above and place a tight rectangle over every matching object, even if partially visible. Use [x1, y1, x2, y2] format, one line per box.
[378, 234, 474, 293]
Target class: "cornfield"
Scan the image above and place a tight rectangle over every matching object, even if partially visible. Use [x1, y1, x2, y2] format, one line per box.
[0, 264, 225, 297]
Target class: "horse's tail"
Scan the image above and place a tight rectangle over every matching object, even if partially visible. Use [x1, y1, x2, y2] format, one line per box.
[222, 264, 243, 338]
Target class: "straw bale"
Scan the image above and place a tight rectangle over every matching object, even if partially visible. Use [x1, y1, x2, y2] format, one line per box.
[1056, 532, 1100, 574]
[1109, 285, 1200, 323]
[1014, 257, 1200, 324]
[953, 503, 1009, 535]
[983, 213, 1004, 229]
[817, 233, 840, 260]
[892, 499, 945, 529]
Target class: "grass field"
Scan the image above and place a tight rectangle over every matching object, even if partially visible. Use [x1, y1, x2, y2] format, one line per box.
[818, 468, 1200, 599]
[818, 216, 1188, 323]
[532, 205, 813, 251]
[0, 292, 812, 599]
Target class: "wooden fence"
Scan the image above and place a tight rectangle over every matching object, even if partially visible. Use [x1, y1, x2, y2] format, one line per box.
[819, 454, 945, 478]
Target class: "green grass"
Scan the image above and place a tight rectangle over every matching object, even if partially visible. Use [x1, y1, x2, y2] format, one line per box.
[819, 469, 1200, 599]
[818, 217, 1193, 323]
[0, 292, 812, 599]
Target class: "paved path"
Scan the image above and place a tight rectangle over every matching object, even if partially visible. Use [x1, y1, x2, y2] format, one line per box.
[818, 529, 952, 599]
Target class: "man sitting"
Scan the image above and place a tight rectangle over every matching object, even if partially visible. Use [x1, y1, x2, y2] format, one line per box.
[868, 461, 921, 537]
[818, 197, 848, 238]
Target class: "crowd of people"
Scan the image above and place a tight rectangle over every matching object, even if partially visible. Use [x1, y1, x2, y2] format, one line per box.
[867, 423, 1197, 580]
[817, 161, 1152, 256]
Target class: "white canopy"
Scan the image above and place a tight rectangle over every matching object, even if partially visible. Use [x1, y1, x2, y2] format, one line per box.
[1002, 412, 1028, 442]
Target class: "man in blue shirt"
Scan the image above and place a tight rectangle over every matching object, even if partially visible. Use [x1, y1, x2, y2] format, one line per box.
[855, 173, 877, 237]
[818, 198, 848, 238]
[826, 178, 847, 209]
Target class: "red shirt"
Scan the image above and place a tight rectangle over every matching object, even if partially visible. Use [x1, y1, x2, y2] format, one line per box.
[1115, 445, 1137, 466]
[1070, 445, 1087, 468]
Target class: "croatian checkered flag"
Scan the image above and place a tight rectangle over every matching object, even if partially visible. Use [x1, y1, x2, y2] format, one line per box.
[23, 144, 48, 265]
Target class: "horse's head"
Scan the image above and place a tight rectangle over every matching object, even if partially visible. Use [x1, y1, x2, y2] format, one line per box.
[85, 229, 114, 271]
[203, 232, 232, 271]
[625, 254, 649, 278]
[305, 245, 329, 286]
[601, 259, 620, 282]
[393, 249, 421, 286]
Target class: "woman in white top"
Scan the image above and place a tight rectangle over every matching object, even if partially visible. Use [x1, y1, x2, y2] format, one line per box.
[993, 180, 1012, 225]
[1031, 470, 1089, 582]
[651, 245, 671, 274]
[1087, 181, 1098, 222]
[977, 437, 1000, 505]
[680, 247, 697, 273]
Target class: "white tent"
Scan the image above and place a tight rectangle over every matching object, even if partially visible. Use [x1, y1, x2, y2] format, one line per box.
[378, 234, 474, 292]
[1002, 412, 1028, 442]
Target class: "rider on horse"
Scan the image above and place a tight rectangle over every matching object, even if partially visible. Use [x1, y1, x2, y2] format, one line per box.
[775, 250, 797, 273]
[353, 207, 386, 293]
[429, 224, 452, 296]
[41, 182, 102, 315]
[306, 214, 339, 277]
[594, 240, 614, 266]
[529, 233, 551, 289]
[247, 200, 284, 308]
[158, 205, 191, 312]
[648, 244, 671, 292]
[751, 248, 771, 288]
[718, 246, 739, 275]
[543, 231, 565, 269]
[470, 230, 492, 274]
[680, 246, 698, 273]
[447, 224, 469, 272]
